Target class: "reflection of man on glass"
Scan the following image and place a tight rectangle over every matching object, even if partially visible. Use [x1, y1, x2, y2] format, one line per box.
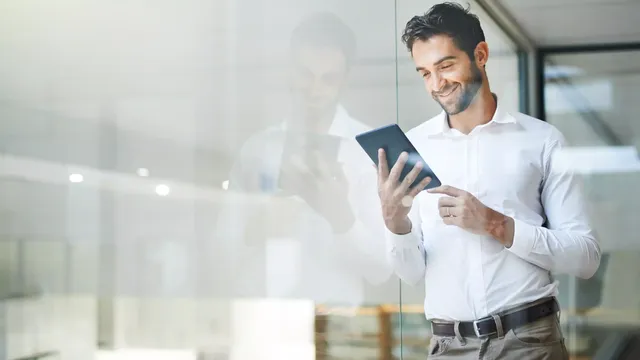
[216, 13, 390, 310]
[377, 3, 601, 359]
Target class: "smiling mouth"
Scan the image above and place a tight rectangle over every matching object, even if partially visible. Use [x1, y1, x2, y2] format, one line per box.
[437, 84, 459, 99]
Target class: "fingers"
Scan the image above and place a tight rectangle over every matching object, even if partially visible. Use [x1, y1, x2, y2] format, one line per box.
[427, 184, 466, 197]
[442, 215, 458, 226]
[399, 160, 424, 191]
[388, 151, 408, 183]
[438, 205, 460, 218]
[437, 202, 461, 227]
[377, 148, 389, 180]
[407, 175, 432, 198]
[438, 196, 459, 208]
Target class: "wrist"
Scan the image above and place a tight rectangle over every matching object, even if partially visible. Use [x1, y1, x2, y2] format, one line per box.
[386, 217, 412, 235]
[485, 209, 515, 247]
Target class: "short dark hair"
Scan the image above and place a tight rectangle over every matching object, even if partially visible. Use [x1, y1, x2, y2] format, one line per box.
[401, 2, 485, 61]
[290, 12, 357, 66]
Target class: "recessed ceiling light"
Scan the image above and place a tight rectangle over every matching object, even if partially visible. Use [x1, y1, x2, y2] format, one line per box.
[69, 173, 84, 183]
[137, 168, 150, 177]
[155, 184, 170, 196]
[221, 180, 229, 190]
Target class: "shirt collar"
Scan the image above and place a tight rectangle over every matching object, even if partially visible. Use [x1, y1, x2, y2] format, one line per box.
[327, 104, 353, 137]
[424, 93, 517, 136]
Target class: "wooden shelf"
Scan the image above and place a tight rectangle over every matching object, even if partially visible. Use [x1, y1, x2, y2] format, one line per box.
[315, 305, 417, 360]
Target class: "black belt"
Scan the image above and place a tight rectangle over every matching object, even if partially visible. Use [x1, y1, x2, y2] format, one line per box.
[431, 298, 559, 338]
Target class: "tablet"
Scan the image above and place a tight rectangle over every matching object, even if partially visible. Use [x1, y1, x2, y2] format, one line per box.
[355, 124, 441, 190]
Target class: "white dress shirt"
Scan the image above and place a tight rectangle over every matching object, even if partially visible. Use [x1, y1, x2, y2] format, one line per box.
[216, 105, 390, 310]
[386, 103, 602, 322]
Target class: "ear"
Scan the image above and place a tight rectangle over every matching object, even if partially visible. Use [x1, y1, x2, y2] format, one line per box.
[474, 42, 489, 67]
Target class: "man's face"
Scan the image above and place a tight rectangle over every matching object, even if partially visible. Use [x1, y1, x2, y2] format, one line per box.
[411, 35, 483, 115]
[289, 45, 348, 117]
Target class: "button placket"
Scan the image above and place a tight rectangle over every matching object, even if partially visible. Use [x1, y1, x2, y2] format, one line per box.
[471, 135, 480, 196]
[468, 133, 485, 317]
[464, 136, 471, 191]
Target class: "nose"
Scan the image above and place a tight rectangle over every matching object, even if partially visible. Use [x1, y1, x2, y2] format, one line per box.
[430, 72, 447, 93]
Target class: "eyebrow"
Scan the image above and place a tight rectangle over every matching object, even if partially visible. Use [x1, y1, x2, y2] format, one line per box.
[415, 56, 457, 72]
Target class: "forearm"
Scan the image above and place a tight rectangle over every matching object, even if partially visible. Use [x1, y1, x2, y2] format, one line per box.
[489, 211, 601, 279]
[485, 209, 515, 247]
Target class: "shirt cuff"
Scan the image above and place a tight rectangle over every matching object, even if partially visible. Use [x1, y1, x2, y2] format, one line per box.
[507, 218, 537, 257]
[385, 223, 421, 249]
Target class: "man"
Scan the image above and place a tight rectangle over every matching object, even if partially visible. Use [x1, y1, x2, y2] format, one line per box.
[216, 12, 390, 310]
[377, 3, 601, 359]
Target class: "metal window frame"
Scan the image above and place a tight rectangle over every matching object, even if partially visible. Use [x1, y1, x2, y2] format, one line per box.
[536, 42, 640, 124]
[539, 42, 640, 55]
[474, 0, 537, 115]
[477, 0, 640, 120]
[518, 50, 530, 114]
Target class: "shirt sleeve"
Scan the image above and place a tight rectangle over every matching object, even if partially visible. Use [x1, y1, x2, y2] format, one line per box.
[329, 166, 393, 285]
[211, 136, 273, 297]
[507, 129, 601, 279]
[384, 194, 427, 286]
[332, 218, 392, 285]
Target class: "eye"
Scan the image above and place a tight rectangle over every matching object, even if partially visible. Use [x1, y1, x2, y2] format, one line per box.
[441, 64, 452, 69]
[422, 72, 430, 78]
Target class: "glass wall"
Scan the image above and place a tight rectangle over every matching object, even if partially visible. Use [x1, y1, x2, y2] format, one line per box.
[542, 49, 640, 358]
[0, 1, 521, 360]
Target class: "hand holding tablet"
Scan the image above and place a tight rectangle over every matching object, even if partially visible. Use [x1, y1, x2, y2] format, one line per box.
[355, 124, 441, 190]
[355, 124, 441, 234]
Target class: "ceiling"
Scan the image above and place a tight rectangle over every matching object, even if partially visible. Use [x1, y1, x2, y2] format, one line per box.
[497, 0, 640, 46]
[1, 0, 638, 167]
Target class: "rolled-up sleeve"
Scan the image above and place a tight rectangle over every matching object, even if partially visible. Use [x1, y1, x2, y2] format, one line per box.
[507, 129, 601, 279]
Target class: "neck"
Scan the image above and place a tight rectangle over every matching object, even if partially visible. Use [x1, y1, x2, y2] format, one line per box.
[448, 85, 497, 135]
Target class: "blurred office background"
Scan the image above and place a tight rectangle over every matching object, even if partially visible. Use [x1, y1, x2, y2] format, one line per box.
[0, 0, 639, 359]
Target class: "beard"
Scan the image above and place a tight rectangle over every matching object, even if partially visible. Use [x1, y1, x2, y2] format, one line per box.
[433, 64, 484, 115]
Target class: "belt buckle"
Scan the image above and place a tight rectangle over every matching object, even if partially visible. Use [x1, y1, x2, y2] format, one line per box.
[473, 318, 497, 338]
